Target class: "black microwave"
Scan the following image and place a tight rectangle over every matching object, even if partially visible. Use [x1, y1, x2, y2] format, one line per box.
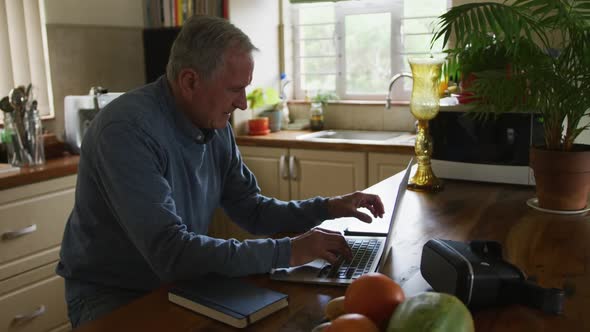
[430, 110, 545, 185]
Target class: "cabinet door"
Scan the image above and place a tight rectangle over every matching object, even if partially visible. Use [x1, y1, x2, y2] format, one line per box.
[239, 146, 290, 201]
[368, 152, 412, 186]
[289, 149, 366, 200]
[209, 146, 289, 241]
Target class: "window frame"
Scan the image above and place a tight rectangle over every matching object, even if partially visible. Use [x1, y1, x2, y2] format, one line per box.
[291, 0, 452, 102]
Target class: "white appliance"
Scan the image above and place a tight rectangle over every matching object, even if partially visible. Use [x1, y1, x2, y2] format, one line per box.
[64, 87, 123, 154]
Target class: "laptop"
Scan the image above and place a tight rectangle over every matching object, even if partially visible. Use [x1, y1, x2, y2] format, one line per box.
[270, 159, 413, 285]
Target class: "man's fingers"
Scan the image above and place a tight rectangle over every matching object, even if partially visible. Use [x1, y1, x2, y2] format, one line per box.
[321, 232, 352, 259]
[354, 193, 385, 218]
[321, 251, 339, 264]
[353, 210, 373, 223]
[314, 227, 342, 235]
[363, 195, 385, 217]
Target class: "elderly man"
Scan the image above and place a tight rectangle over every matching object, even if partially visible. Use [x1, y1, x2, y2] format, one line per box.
[57, 15, 384, 327]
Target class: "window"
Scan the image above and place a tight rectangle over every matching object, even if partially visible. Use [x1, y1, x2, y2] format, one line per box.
[291, 0, 450, 101]
[0, 0, 53, 121]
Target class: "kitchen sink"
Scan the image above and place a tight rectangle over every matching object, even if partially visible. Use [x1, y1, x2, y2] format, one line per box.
[296, 130, 415, 145]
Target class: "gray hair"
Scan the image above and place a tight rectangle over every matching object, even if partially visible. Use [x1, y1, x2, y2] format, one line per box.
[166, 15, 257, 82]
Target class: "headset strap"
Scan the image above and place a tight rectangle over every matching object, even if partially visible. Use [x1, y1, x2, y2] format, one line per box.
[503, 279, 565, 315]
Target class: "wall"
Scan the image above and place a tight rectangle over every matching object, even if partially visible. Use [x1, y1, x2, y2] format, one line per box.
[41, 0, 146, 138]
[288, 102, 416, 132]
[43, 0, 144, 27]
[229, 0, 281, 134]
[41, 0, 283, 138]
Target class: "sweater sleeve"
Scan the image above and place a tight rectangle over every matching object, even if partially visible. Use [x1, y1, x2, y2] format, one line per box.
[92, 121, 296, 282]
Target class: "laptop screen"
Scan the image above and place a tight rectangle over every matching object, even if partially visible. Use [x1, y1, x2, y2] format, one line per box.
[375, 158, 413, 271]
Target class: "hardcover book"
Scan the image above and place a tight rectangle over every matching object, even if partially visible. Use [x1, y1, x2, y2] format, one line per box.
[168, 277, 289, 328]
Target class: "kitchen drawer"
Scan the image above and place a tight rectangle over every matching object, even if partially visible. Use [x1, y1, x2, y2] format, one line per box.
[0, 274, 68, 332]
[0, 176, 77, 206]
[0, 188, 74, 280]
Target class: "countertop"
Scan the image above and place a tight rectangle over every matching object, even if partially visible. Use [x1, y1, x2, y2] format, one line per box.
[0, 155, 79, 190]
[0, 130, 414, 190]
[72, 173, 590, 332]
[235, 130, 415, 154]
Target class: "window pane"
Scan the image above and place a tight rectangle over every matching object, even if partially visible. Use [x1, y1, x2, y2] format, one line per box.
[404, 0, 447, 17]
[300, 57, 337, 74]
[301, 39, 336, 57]
[299, 5, 334, 25]
[345, 12, 391, 94]
[301, 74, 336, 94]
[299, 24, 335, 39]
[403, 34, 441, 53]
[403, 17, 438, 35]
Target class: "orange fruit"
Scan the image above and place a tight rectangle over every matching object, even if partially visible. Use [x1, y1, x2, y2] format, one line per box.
[344, 272, 405, 328]
[325, 313, 379, 332]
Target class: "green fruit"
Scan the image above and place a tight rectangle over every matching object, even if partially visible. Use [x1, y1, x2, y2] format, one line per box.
[386, 292, 474, 332]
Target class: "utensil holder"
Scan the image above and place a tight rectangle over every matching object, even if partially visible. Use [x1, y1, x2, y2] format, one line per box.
[2, 112, 32, 166]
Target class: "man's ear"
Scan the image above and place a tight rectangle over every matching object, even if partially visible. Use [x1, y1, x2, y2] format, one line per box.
[177, 68, 200, 97]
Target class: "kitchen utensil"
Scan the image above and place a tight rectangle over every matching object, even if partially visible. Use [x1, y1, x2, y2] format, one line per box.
[9, 87, 28, 149]
[2, 111, 31, 166]
[8, 88, 32, 165]
[0, 96, 13, 113]
[25, 83, 32, 103]
[24, 100, 44, 165]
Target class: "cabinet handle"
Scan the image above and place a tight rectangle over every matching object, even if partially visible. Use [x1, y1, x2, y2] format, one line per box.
[279, 155, 289, 179]
[289, 156, 297, 180]
[12, 305, 46, 325]
[2, 224, 37, 240]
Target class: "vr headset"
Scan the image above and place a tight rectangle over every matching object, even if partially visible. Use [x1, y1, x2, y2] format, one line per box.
[420, 239, 565, 315]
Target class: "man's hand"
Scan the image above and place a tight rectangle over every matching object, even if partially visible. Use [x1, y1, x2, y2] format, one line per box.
[290, 228, 352, 266]
[326, 192, 384, 223]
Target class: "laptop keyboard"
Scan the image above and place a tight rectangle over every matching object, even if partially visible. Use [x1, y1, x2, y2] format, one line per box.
[321, 238, 382, 279]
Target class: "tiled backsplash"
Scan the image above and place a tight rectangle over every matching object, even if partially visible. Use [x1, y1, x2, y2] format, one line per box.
[232, 102, 417, 135]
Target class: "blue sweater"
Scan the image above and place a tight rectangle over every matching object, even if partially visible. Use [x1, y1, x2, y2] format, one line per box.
[56, 76, 330, 300]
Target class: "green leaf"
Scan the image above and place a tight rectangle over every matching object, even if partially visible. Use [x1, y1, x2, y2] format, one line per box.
[483, 6, 501, 37]
[470, 10, 480, 34]
[476, 8, 488, 32]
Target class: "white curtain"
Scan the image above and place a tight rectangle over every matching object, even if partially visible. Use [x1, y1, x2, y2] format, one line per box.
[0, 0, 51, 118]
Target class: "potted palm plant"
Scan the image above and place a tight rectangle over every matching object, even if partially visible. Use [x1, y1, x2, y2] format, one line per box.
[432, 0, 590, 211]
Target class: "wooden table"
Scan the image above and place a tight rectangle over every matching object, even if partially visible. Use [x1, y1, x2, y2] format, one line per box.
[73, 172, 590, 332]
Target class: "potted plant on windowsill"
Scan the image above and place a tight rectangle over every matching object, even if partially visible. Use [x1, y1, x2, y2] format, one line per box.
[432, 0, 590, 211]
[246, 87, 282, 132]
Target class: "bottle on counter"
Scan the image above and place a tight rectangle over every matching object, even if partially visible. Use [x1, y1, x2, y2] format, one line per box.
[309, 102, 324, 131]
[279, 73, 291, 128]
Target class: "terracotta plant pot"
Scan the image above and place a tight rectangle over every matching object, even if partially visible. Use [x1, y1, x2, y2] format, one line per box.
[529, 145, 590, 210]
[248, 117, 270, 136]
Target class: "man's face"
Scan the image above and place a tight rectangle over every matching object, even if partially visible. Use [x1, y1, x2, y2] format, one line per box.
[187, 49, 253, 129]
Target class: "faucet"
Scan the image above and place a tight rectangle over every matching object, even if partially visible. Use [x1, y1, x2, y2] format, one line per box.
[386, 72, 412, 109]
[89, 86, 108, 113]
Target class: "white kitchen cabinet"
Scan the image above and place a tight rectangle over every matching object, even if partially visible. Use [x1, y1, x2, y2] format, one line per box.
[0, 175, 76, 332]
[368, 152, 413, 186]
[208, 146, 367, 240]
[240, 147, 290, 201]
[208, 147, 289, 241]
[289, 148, 367, 199]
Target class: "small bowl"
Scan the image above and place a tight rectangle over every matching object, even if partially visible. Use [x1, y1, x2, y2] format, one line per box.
[248, 117, 269, 135]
